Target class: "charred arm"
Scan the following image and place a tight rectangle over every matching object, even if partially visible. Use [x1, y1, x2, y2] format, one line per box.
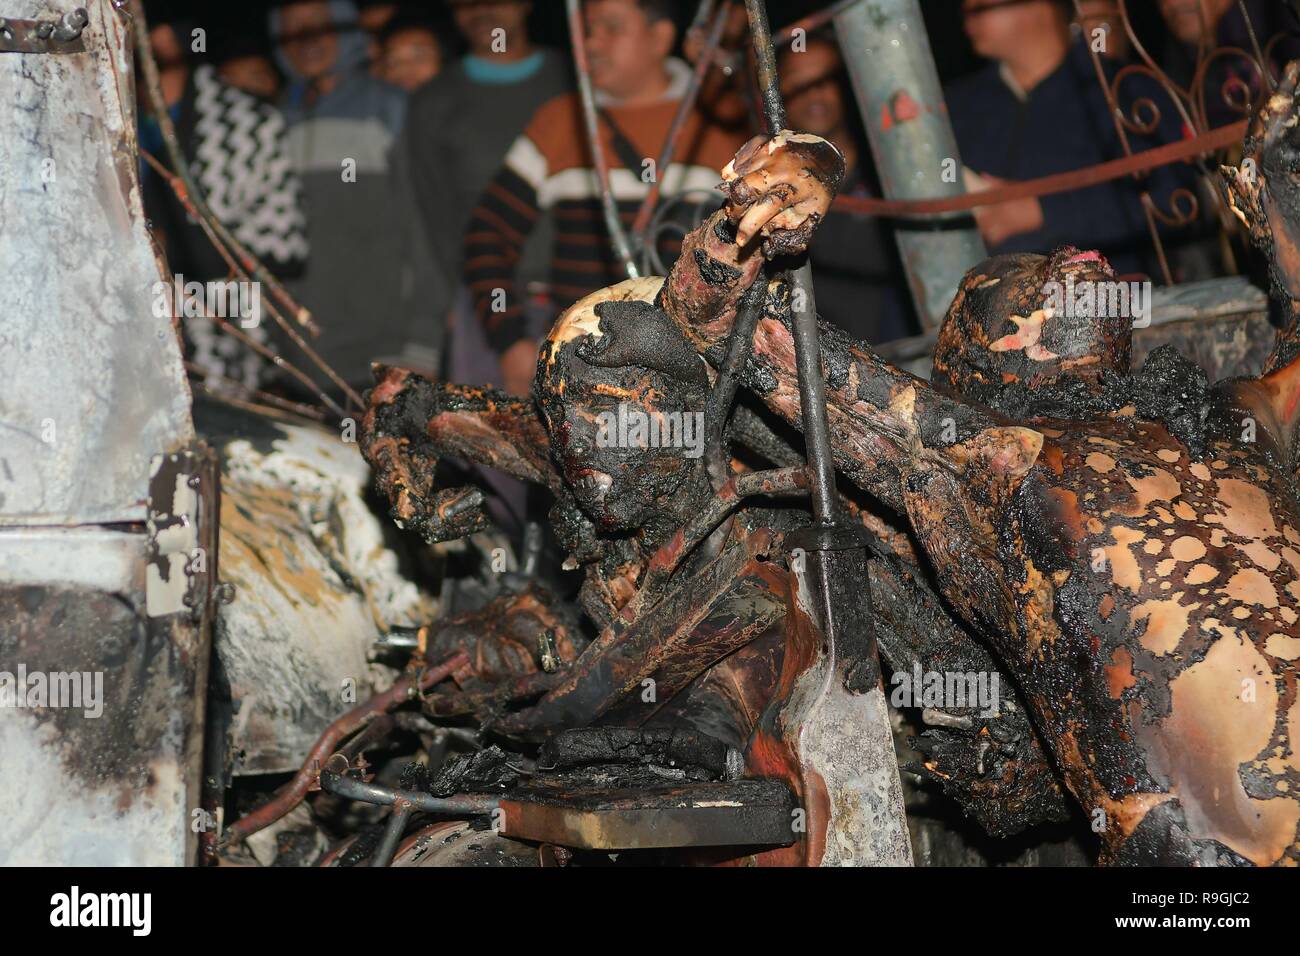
[1222, 63, 1300, 473]
[657, 133, 1042, 516]
[664, 235, 1041, 514]
[657, 130, 845, 364]
[361, 366, 558, 543]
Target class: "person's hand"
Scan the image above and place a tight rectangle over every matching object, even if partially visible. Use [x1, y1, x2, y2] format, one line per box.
[500, 338, 539, 397]
[719, 130, 845, 257]
[971, 173, 1044, 246]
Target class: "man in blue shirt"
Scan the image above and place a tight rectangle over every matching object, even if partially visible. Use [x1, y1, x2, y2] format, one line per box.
[945, 0, 1155, 273]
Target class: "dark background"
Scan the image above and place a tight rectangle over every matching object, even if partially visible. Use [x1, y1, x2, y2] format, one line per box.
[145, 0, 1174, 87]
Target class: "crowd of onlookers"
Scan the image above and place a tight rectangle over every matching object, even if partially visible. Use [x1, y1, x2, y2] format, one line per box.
[138, 0, 1300, 403]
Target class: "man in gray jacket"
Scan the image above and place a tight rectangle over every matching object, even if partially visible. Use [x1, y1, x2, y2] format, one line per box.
[270, 0, 442, 396]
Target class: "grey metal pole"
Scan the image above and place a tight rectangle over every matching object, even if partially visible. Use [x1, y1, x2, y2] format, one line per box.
[743, 0, 839, 532]
[737, 0, 913, 866]
[833, 0, 986, 331]
[567, 0, 640, 279]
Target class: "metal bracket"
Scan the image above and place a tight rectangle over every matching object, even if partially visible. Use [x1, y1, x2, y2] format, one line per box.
[498, 779, 798, 850]
[146, 444, 222, 622]
[0, 10, 88, 54]
[784, 523, 870, 554]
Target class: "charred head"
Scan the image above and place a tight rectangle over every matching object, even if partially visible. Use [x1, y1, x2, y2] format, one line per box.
[536, 279, 713, 535]
[932, 247, 1133, 410]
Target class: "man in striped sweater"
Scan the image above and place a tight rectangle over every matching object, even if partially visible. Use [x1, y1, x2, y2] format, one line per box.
[463, 0, 749, 395]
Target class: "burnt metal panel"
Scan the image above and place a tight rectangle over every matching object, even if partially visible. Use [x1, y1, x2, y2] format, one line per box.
[200, 405, 438, 775]
[0, 0, 193, 525]
[0, 528, 206, 865]
[499, 779, 798, 850]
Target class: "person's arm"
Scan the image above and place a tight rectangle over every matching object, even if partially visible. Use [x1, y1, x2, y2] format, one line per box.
[402, 86, 457, 312]
[390, 124, 449, 375]
[659, 132, 1041, 512]
[462, 130, 547, 393]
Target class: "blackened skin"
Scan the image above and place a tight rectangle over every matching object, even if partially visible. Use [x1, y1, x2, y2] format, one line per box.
[870, 557, 1072, 837]
[360, 122, 1300, 866]
[537, 291, 714, 541]
[659, 115, 1300, 866]
[423, 582, 588, 685]
[578, 300, 709, 387]
[351, 135, 860, 763]
[360, 366, 557, 544]
[932, 247, 1132, 406]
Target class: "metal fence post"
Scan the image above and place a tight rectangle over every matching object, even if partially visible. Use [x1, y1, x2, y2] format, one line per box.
[833, 0, 987, 331]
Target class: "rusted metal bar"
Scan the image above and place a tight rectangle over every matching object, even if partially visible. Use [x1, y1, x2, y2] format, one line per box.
[184, 362, 330, 422]
[774, 0, 863, 48]
[630, 0, 731, 260]
[832, 0, 986, 330]
[334, 714, 397, 765]
[830, 120, 1247, 217]
[566, 0, 639, 278]
[704, 276, 768, 489]
[128, 1, 317, 337]
[222, 651, 469, 845]
[128, 1, 370, 416]
[143, 148, 347, 420]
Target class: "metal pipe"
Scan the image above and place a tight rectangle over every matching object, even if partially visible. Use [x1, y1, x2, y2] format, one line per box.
[743, 0, 837, 528]
[832, 0, 986, 331]
[371, 799, 413, 867]
[319, 756, 501, 816]
[787, 262, 838, 526]
[774, 0, 865, 48]
[567, 0, 640, 278]
[745, 0, 785, 132]
[631, 0, 731, 258]
[704, 275, 768, 490]
[222, 652, 469, 845]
